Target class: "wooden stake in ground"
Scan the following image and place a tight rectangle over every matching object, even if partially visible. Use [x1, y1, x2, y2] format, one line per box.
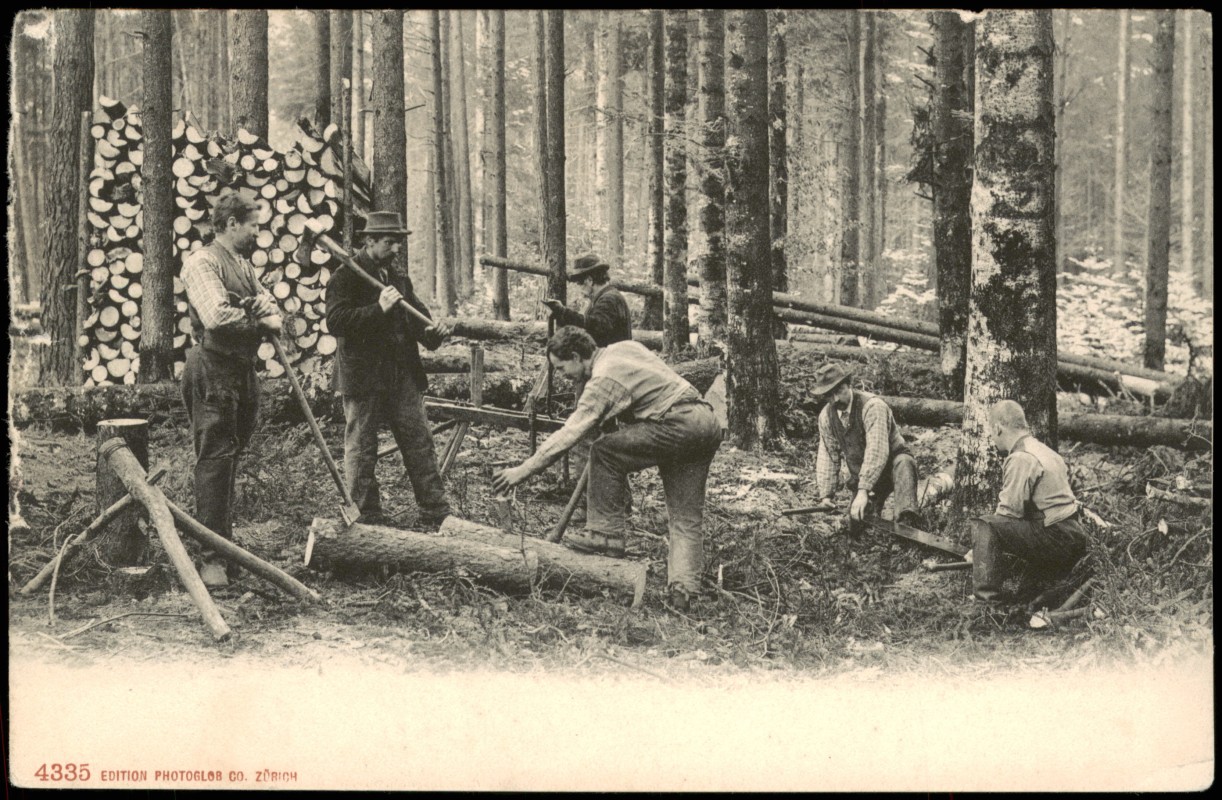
[100, 438, 231, 642]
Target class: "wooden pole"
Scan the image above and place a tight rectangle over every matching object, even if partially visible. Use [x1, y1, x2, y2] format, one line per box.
[100, 438, 232, 641]
[163, 497, 322, 604]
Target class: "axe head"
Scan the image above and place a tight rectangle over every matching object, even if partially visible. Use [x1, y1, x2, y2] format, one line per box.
[291, 220, 327, 273]
[339, 501, 362, 528]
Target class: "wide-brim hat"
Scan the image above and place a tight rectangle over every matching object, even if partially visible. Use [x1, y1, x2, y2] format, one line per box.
[811, 363, 853, 397]
[358, 210, 412, 237]
[568, 253, 610, 282]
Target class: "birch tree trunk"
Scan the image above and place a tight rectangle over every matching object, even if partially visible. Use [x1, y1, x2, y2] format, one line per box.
[953, 10, 1058, 514]
[839, 11, 862, 308]
[768, 10, 788, 340]
[1144, 11, 1175, 371]
[139, 10, 175, 383]
[724, 9, 781, 450]
[695, 9, 727, 354]
[931, 11, 974, 398]
[1111, 10, 1130, 275]
[663, 10, 690, 354]
[229, 10, 268, 138]
[371, 10, 407, 275]
[37, 9, 94, 386]
[486, 9, 509, 320]
[642, 10, 665, 329]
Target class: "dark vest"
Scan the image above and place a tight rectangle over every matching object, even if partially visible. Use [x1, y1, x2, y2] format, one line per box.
[825, 390, 909, 489]
[187, 241, 262, 362]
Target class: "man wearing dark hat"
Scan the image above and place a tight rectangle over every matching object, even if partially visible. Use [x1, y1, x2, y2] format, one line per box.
[541, 253, 632, 347]
[809, 363, 920, 530]
[325, 211, 453, 527]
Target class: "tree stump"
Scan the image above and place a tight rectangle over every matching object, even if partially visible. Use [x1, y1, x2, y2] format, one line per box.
[95, 418, 149, 566]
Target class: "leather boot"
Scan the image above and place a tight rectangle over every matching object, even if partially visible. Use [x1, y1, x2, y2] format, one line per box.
[970, 519, 1010, 603]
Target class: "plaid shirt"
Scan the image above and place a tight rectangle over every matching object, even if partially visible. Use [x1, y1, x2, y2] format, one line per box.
[180, 239, 276, 331]
[519, 341, 699, 476]
[816, 393, 894, 498]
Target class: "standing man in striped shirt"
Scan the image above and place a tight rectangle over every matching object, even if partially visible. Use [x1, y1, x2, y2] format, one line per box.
[180, 192, 282, 587]
[491, 327, 722, 610]
[808, 363, 921, 531]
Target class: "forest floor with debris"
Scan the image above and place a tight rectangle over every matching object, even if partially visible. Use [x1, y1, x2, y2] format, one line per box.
[8, 334, 1213, 682]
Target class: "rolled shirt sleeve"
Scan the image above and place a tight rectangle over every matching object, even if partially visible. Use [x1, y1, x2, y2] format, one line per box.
[520, 376, 633, 476]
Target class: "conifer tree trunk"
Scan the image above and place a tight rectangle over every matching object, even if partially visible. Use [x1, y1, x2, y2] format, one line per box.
[724, 9, 781, 450]
[662, 10, 690, 353]
[430, 10, 456, 315]
[37, 9, 94, 386]
[533, 11, 550, 271]
[544, 10, 567, 304]
[839, 11, 862, 308]
[931, 11, 973, 397]
[229, 10, 268, 138]
[451, 11, 475, 297]
[353, 11, 367, 162]
[641, 10, 666, 330]
[1111, 10, 1130, 275]
[315, 10, 331, 127]
[371, 10, 407, 275]
[874, 20, 887, 270]
[860, 13, 878, 309]
[139, 10, 175, 383]
[330, 11, 353, 134]
[953, 10, 1058, 514]
[695, 9, 727, 354]
[1179, 10, 1194, 283]
[1144, 10, 1175, 370]
[1053, 9, 1069, 273]
[605, 13, 625, 266]
[1203, 40, 1213, 301]
[768, 10, 788, 340]
[487, 9, 509, 320]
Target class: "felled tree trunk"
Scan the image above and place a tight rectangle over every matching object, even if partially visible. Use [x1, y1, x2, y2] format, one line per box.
[439, 517, 647, 606]
[308, 517, 646, 606]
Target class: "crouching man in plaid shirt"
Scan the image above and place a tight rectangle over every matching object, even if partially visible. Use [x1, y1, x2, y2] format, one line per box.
[808, 363, 921, 532]
[492, 327, 722, 610]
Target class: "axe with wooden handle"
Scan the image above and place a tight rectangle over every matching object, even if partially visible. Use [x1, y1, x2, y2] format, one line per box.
[293, 218, 436, 328]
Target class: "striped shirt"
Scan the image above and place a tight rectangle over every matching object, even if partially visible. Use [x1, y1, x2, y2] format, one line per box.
[180, 239, 276, 332]
[520, 341, 702, 475]
[816, 392, 898, 498]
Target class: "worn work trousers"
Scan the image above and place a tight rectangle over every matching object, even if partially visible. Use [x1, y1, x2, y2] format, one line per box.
[846, 453, 919, 534]
[342, 383, 450, 520]
[181, 346, 260, 569]
[587, 402, 722, 594]
[970, 512, 1088, 602]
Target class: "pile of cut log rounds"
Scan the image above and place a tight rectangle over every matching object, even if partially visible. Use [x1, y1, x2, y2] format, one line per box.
[80, 98, 370, 387]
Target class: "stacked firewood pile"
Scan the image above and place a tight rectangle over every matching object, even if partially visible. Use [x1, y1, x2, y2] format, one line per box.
[81, 98, 369, 387]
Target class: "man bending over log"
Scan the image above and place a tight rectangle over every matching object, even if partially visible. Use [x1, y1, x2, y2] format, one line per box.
[181, 191, 282, 588]
[492, 327, 722, 610]
[326, 211, 453, 528]
[970, 400, 1089, 606]
[808, 363, 921, 532]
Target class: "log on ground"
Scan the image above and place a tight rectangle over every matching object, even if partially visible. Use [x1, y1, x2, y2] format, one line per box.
[439, 517, 648, 607]
[306, 517, 541, 593]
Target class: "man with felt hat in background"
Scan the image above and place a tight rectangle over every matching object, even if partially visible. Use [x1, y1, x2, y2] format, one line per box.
[808, 363, 921, 531]
[541, 253, 632, 348]
[325, 211, 453, 528]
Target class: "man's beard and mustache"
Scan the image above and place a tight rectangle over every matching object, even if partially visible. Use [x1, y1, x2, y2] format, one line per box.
[234, 234, 257, 257]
